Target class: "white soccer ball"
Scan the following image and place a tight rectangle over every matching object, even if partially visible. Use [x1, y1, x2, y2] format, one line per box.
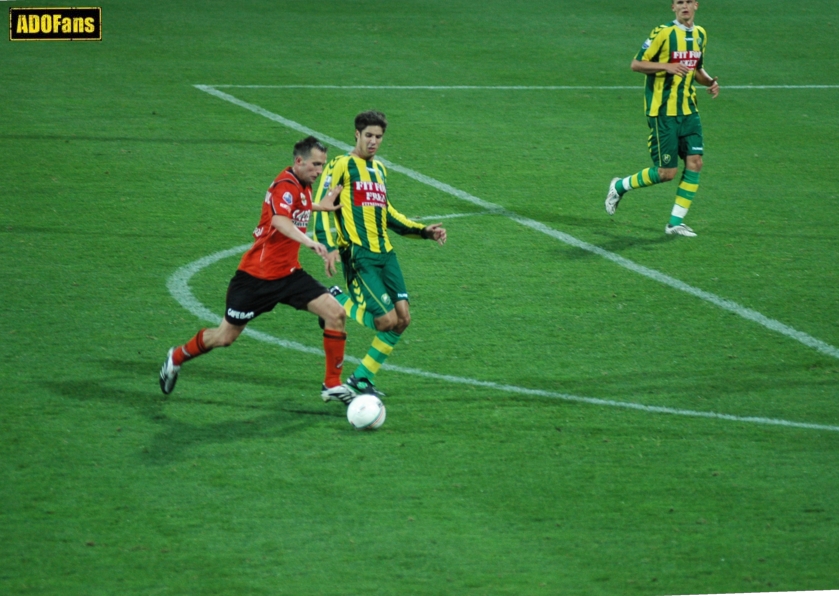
[347, 394, 386, 430]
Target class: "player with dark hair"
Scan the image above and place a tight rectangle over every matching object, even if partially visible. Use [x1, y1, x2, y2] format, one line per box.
[159, 136, 357, 404]
[312, 110, 446, 397]
[605, 0, 720, 237]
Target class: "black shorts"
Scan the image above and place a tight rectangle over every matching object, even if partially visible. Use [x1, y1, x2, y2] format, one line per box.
[224, 269, 328, 325]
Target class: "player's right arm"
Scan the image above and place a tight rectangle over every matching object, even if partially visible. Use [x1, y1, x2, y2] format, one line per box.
[630, 25, 687, 77]
[272, 215, 328, 259]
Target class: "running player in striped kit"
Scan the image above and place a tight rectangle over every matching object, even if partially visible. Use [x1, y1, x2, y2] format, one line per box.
[312, 111, 447, 397]
[605, 0, 720, 237]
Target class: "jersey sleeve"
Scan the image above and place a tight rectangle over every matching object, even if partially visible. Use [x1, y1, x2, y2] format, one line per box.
[268, 181, 296, 218]
[385, 202, 426, 238]
[696, 26, 707, 70]
[312, 158, 342, 251]
[636, 25, 667, 62]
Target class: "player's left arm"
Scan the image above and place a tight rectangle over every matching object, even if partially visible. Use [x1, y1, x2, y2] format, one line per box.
[386, 204, 447, 246]
[695, 68, 719, 98]
[693, 31, 719, 98]
[312, 184, 343, 212]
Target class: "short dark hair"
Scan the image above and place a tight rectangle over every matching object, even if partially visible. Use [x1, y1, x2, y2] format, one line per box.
[293, 136, 327, 159]
[354, 110, 388, 133]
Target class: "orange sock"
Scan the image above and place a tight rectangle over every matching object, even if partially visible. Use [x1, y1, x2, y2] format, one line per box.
[322, 329, 347, 388]
[173, 329, 211, 366]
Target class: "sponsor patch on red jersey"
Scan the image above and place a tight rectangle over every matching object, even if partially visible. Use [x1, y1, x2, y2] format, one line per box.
[670, 50, 701, 69]
[352, 181, 387, 208]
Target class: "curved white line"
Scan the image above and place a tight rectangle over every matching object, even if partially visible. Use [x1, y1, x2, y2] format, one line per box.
[167, 246, 839, 433]
[192, 85, 839, 362]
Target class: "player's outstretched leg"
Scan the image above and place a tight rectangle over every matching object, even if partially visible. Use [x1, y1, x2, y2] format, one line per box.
[606, 168, 663, 215]
[159, 347, 181, 395]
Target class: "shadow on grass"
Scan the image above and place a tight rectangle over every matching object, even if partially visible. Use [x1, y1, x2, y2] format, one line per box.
[44, 369, 343, 464]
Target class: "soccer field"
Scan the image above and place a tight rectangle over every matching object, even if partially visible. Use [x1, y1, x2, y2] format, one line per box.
[2, 1, 838, 595]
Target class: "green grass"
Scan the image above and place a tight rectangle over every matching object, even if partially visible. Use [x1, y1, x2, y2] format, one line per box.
[2, 0, 838, 594]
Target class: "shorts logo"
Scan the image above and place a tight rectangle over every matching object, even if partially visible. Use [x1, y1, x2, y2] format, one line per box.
[663, 154, 672, 165]
[10, 7, 102, 41]
[227, 308, 255, 321]
[282, 192, 293, 205]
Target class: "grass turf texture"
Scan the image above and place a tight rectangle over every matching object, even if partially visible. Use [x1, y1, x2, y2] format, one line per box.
[2, 0, 838, 594]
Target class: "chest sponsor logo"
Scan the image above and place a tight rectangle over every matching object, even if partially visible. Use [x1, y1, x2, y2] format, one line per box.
[352, 181, 387, 208]
[10, 7, 101, 41]
[670, 50, 701, 69]
[292, 209, 311, 229]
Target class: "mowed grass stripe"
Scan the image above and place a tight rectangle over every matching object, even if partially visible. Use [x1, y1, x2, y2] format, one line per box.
[193, 84, 839, 361]
[168, 244, 839, 433]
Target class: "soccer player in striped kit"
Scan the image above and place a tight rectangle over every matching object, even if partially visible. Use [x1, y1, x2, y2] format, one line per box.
[312, 111, 447, 397]
[605, 0, 720, 237]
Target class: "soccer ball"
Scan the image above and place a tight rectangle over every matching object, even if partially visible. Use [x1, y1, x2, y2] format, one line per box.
[347, 394, 386, 430]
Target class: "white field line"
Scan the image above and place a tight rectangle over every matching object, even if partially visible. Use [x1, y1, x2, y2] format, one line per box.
[167, 245, 839, 433]
[193, 84, 839, 360]
[205, 84, 839, 90]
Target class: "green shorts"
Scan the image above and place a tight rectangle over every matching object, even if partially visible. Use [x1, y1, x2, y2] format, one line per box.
[647, 112, 704, 168]
[340, 245, 409, 318]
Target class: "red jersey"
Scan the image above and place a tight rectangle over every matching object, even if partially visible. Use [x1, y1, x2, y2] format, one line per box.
[237, 167, 312, 280]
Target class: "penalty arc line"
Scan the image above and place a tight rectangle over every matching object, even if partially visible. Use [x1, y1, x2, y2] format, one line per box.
[193, 84, 839, 361]
[167, 245, 839, 433]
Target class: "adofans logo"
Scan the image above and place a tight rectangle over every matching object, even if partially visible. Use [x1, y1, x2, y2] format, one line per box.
[10, 7, 101, 41]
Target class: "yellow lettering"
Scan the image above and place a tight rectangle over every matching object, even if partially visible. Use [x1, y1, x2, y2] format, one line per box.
[53, 14, 62, 34]
[17, 15, 28, 34]
[41, 14, 52, 34]
[62, 17, 71, 34]
[28, 14, 40, 34]
[73, 17, 84, 33]
[84, 17, 94, 33]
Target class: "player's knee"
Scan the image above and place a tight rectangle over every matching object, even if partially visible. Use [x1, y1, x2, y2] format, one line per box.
[322, 303, 346, 330]
[396, 314, 411, 334]
[659, 167, 678, 182]
[374, 312, 398, 332]
[686, 155, 703, 172]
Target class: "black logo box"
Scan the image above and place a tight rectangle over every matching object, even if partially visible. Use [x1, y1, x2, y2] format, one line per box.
[10, 7, 101, 41]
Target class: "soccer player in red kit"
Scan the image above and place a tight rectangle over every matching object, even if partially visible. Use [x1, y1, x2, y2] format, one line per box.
[159, 136, 357, 404]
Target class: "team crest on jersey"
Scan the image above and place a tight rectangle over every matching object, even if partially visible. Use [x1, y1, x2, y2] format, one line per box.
[300, 194, 308, 206]
[322, 175, 332, 190]
[352, 181, 387, 208]
[381, 293, 392, 305]
[282, 191, 293, 205]
[663, 154, 672, 165]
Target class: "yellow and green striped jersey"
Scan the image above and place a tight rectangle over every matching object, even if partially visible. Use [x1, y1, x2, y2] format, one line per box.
[636, 20, 707, 117]
[312, 154, 426, 253]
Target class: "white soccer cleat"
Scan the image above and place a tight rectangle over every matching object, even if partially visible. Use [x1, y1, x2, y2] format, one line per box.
[605, 177, 621, 215]
[321, 383, 357, 405]
[159, 347, 181, 395]
[665, 223, 697, 237]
